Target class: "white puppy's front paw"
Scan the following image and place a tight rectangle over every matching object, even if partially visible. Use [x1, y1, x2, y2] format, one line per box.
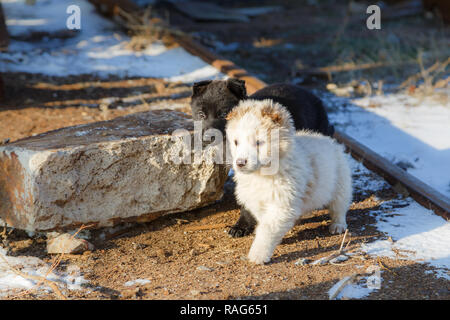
[247, 247, 271, 265]
[329, 223, 347, 234]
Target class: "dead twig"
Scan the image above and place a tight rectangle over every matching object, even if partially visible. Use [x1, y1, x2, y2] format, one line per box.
[0, 254, 67, 300]
[311, 229, 351, 265]
[338, 229, 349, 253]
[328, 273, 357, 300]
[377, 257, 398, 276]
[399, 56, 450, 91]
[115, 6, 183, 50]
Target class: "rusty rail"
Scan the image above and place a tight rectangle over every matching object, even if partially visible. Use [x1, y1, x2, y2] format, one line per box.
[89, 0, 450, 221]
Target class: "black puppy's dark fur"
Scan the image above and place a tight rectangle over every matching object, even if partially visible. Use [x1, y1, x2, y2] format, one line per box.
[190, 79, 335, 237]
[191, 79, 247, 134]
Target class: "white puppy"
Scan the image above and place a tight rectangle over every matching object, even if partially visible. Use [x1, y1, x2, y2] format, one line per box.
[226, 99, 352, 264]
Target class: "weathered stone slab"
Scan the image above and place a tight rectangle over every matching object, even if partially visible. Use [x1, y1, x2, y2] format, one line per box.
[0, 110, 229, 232]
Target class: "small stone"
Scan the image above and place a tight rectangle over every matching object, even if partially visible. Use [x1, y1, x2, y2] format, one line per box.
[311, 256, 329, 265]
[46, 233, 94, 254]
[121, 287, 142, 299]
[190, 289, 200, 296]
[196, 265, 213, 271]
[132, 242, 146, 250]
[156, 248, 171, 258]
[294, 258, 311, 266]
[329, 255, 349, 264]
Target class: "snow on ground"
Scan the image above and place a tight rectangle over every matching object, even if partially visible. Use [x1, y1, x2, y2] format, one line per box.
[0, 247, 88, 297]
[349, 157, 450, 281]
[124, 279, 151, 287]
[0, 0, 224, 81]
[323, 92, 450, 198]
[325, 158, 450, 299]
[328, 272, 382, 300]
[360, 201, 450, 280]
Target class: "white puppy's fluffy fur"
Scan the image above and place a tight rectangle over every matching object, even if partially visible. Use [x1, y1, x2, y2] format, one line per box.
[226, 99, 352, 264]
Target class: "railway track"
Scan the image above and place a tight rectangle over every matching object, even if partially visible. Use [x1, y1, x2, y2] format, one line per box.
[88, 0, 450, 221]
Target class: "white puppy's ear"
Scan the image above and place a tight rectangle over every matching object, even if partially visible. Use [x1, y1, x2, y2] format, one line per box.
[261, 105, 284, 126]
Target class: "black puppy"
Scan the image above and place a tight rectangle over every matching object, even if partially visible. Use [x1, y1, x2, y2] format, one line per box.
[190, 79, 335, 237]
[191, 78, 247, 134]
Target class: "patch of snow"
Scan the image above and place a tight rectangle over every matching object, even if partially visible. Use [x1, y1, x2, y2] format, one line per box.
[124, 279, 151, 287]
[74, 130, 90, 137]
[324, 92, 450, 198]
[0, 247, 88, 297]
[0, 0, 224, 82]
[361, 202, 450, 280]
[347, 156, 450, 281]
[330, 275, 381, 300]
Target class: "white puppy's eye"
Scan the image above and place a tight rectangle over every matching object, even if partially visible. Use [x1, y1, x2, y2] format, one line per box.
[256, 140, 264, 147]
[198, 111, 206, 119]
[234, 139, 238, 146]
[218, 111, 228, 119]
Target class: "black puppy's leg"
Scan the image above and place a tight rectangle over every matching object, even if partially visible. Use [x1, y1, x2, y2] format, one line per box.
[228, 207, 257, 238]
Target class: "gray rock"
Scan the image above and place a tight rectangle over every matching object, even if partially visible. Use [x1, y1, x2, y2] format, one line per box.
[329, 255, 349, 264]
[0, 110, 229, 231]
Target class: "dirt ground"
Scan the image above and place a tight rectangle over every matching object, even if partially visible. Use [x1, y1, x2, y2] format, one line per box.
[0, 73, 192, 143]
[1, 73, 448, 299]
[0, 0, 449, 300]
[1, 166, 449, 300]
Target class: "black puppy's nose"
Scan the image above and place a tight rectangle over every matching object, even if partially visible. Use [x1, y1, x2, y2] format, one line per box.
[236, 158, 247, 168]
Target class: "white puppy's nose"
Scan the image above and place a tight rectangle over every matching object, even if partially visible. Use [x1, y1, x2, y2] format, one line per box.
[236, 158, 247, 168]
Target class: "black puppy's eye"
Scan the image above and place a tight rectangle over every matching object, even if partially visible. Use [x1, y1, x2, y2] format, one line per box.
[197, 111, 206, 120]
[218, 111, 228, 119]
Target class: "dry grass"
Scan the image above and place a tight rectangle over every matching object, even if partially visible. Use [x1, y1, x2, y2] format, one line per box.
[116, 7, 180, 51]
[400, 55, 449, 96]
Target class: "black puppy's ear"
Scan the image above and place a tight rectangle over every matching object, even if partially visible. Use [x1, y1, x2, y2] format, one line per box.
[192, 80, 212, 97]
[227, 78, 247, 99]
